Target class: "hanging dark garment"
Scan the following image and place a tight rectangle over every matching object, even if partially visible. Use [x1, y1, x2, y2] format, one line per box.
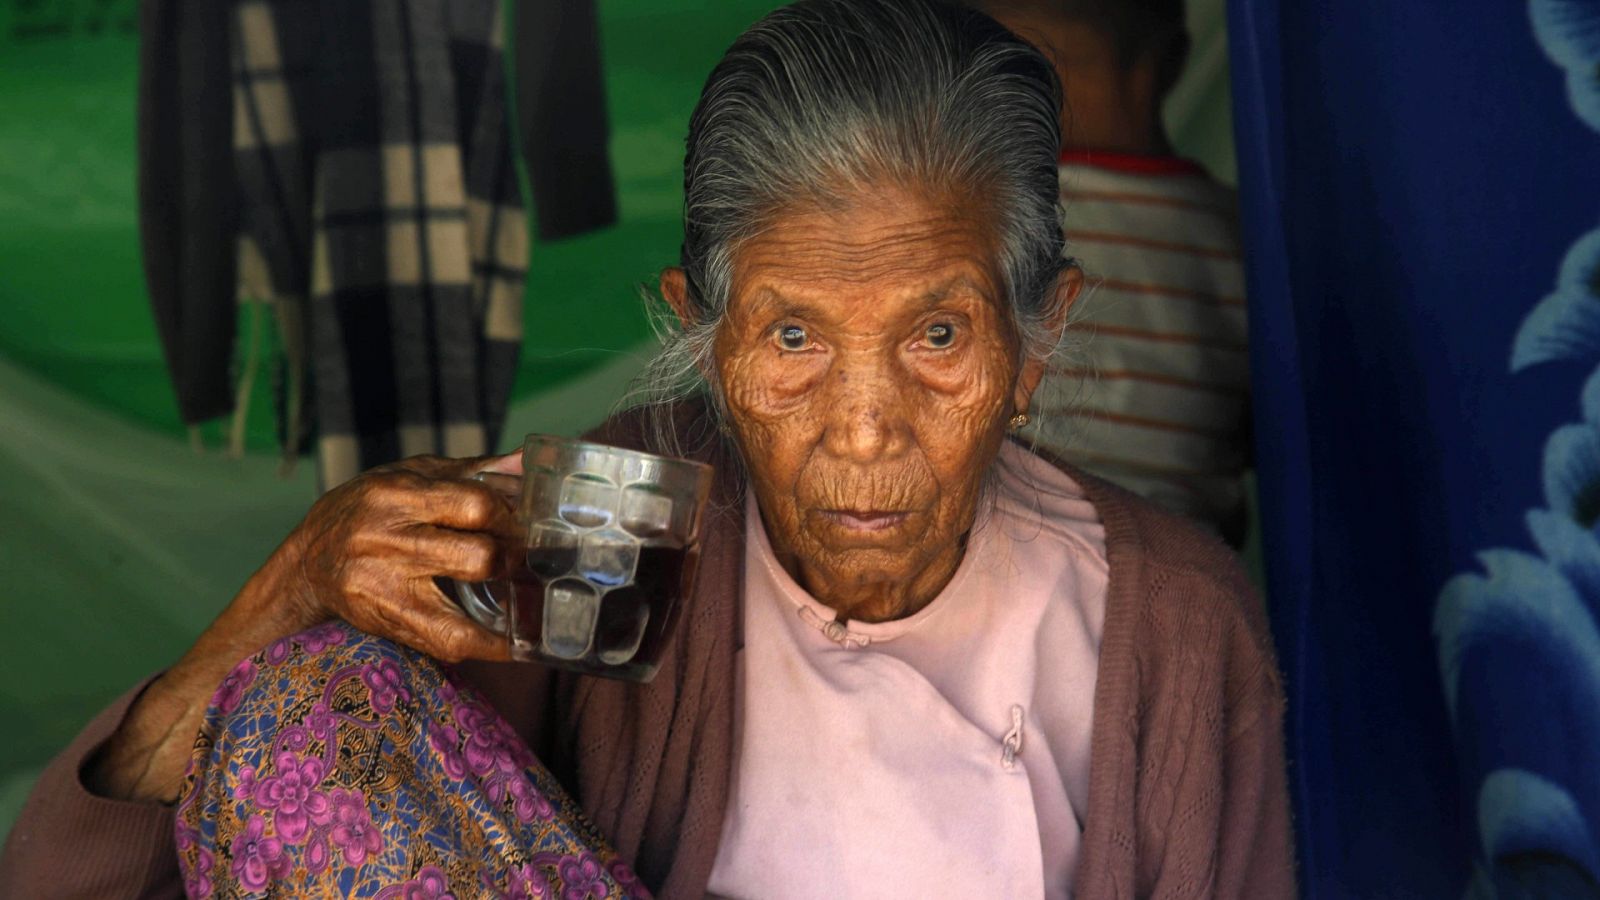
[515, 0, 618, 241]
[137, 0, 238, 426]
[137, 0, 619, 486]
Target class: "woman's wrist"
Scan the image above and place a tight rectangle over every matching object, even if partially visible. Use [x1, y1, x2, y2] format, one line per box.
[84, 538, 325, 803]
[179, 536, 323, 677]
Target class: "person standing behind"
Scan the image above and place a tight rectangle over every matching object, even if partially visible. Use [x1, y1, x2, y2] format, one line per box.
[983, 0, 1252, 545]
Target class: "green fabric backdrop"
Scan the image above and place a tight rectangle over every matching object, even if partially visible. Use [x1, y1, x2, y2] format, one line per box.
[0, 0, 1234, 839]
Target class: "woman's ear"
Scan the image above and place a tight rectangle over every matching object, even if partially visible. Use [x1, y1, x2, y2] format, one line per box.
[660, 266, 722, 386]
[1013, 266, 1083, 414]
[659, 267, 695, 327]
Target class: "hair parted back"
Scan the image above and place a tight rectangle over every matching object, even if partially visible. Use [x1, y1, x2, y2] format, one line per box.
[634, 0, 1070, 452]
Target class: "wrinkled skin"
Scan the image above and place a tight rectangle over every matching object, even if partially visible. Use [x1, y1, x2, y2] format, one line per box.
[286, 454, 525, 662]
[664, 183, 1080, 623]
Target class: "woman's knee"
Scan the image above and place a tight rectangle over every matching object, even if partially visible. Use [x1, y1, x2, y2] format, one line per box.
[207, 620, 434, 722]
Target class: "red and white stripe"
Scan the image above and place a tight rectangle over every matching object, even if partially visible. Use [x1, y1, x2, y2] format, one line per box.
[1028, 153, 1251, 532]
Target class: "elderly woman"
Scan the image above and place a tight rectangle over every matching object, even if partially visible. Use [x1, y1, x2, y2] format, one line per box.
[0, 0, 1292, 897]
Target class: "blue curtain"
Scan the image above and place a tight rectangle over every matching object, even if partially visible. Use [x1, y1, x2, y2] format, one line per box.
[1228, 1, 1600, 896]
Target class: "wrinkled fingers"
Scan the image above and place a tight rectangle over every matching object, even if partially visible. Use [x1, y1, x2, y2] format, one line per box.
[366, 525, 507, 583]
[334, 564, 509, 663]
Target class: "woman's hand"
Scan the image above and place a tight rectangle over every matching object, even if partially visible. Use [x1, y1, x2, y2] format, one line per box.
[286, 454, 521, 664]
[86, 452, 522, 804]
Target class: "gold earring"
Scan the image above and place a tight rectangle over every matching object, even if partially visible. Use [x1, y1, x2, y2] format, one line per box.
[1008, 412, 1031, 430]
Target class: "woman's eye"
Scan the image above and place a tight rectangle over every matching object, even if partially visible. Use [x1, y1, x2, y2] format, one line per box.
[775, 324, 811, 352]
[924, 322, 957, 349]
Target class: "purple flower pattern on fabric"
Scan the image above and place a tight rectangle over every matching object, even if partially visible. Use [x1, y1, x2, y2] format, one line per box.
[254, 750, 329, 842]
[429, 720, 468, 780]
[325, 787, 384, 866]
[607, 859, 647, 897]
[305, 700, 337, 740]
[264, 638, 292, 665]
[298, 620, 347, 654]
[557, 853, 609, 900]
[183, 845, 214, 899]
[234, 764, 258, 802]
[175, 821, 214, 899]
[231, 815, 289, 891]
[376, 864, 455, 899]
[436, 675, 460, 705]
[213, 658, 257, 716]
[456, 703, 515, 774]
[508, 774, 557, 824]
[175, 621, 645, 897]
[362, 657, 411, 713]
[506, 862, 554, 899]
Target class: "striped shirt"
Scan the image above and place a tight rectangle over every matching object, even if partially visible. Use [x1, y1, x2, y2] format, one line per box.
[1026, 153, 1250, 537]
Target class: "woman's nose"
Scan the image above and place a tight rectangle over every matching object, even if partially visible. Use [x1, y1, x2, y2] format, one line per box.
[819, 363, 911, 464]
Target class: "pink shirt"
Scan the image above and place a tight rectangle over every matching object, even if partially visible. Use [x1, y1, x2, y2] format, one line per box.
[707, 442, 1109, 898]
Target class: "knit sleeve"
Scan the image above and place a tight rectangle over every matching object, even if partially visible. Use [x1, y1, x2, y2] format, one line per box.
[1214, 665, 1297, 898]
[1203, 550, 1296, 898]
[1140, 551, 1297, 899]
[0, 678, 182, 899]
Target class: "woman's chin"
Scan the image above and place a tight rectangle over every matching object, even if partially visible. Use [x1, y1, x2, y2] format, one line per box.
[798, 545, 937, 600]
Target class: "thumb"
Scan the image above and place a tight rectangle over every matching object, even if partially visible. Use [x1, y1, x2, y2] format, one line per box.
[476, 451, 523, 476]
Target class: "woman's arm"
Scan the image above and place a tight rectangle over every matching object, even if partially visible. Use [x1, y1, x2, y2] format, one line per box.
[1201, 553, 1297, 898]
[93, 454, 519, 802]
[0, 454, 520, 894]
[84, 537, 321, 803]
[1213, 666, 1297, 898]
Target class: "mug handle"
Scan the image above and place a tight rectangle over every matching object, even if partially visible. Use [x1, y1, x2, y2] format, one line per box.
[449, 471, 522, 636]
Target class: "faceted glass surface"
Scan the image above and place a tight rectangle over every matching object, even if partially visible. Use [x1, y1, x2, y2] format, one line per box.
[457, 434, 713, 681]
[526, 520, 579, 579]
[620, 484, 674, 538]
[522, 466, 559, 520]
[596, 587, 650, 665]
[577, 529, 639, 588]
[559, 473, 617, 528]
[541, 578, 600, 659]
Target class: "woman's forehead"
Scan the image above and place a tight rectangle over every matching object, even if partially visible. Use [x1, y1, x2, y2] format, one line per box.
[728, 189, 1006, 318]
[737, 272, 998, 328]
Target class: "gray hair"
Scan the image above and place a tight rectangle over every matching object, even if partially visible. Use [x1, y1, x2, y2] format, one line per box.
[633, 0, 1069, 454]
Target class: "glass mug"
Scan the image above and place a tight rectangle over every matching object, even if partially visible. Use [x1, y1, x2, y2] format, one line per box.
[452, 434, 714, 682]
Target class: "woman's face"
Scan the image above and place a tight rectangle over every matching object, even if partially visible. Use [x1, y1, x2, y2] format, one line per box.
[666, 183, 1074, 622]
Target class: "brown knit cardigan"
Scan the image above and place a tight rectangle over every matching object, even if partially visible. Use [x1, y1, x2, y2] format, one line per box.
[0, 402, 1296, 898]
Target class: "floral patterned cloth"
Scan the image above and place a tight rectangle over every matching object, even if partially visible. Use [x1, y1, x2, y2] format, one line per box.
[175, 620, 648, 899]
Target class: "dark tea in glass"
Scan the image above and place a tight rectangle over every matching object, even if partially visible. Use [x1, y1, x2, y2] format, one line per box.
[504, 541, 700, 681]
[452, 436, 713, 683]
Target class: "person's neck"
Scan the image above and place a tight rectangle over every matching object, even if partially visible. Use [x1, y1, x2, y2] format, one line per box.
[1057, 56, 1172, 157]
[1060, 90, 1172, 157]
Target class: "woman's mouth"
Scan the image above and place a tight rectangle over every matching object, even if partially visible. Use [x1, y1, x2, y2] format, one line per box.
[820, 510, 910, 533]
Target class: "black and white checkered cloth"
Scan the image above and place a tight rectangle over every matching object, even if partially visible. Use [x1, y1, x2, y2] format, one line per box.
[232, 0, 526, 487]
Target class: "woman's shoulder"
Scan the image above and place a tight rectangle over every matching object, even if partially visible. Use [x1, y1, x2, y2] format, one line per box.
[989, 442, 1109, 567]
[1072, 470, 1286, 743]
[1095, 475, 1254, 600]
[1052, 461, 1277, 671]
[1010, 443, 1249, 593]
